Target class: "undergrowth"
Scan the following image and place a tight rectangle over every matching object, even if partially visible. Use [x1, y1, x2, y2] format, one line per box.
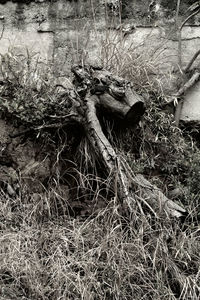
[0, 191, 199, 300]
[0, 40, 199, 300]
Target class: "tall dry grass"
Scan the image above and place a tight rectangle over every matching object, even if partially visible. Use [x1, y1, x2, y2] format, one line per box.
[0, 22, 199, 300]
[0, 188, 199, 299]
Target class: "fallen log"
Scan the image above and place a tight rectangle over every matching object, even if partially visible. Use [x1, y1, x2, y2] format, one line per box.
[99, 92, 130, 119]
[80, 75, 186, 218]
[72, 65, 145, 127]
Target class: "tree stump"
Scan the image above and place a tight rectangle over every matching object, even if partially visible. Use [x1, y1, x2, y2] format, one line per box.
[71, 65, 186, 218]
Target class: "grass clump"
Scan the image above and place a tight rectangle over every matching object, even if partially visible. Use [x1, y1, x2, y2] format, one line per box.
[0, 50, 74, 125]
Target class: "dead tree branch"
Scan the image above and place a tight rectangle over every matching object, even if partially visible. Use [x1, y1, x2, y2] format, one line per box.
[184, 49, 200, 73]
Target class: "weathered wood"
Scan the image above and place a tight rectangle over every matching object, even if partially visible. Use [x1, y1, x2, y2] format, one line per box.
[85, 94, 117, 170]
[99, 93, 130, 119]
[124, 86, 145, 125]
[84, 92, 185, 218]
[175, 71, 200, 97]
[72, 65, 145, 126]
[184, 50, 200, 73]
[109, 84, 125, 99]
[133, 174, 186, 218]
[70, 65, 186, 218]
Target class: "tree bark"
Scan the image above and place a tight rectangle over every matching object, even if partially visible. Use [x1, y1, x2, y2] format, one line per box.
[84, 91, 186, 217]
[71, 65, 186, 218]
[72, 65, 145, 127]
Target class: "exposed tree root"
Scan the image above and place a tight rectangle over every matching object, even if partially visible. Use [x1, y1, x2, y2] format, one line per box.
[80, 68, 186, 217]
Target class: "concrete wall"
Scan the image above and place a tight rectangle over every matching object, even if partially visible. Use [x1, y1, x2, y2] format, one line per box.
[181, 81, 200, 121]
[0, 0, 200, 121]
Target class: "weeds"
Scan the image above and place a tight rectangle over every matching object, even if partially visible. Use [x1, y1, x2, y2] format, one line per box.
[99, 26, 177, 98]
[0, 40, 199, 300]
[0, 191, 199, 299]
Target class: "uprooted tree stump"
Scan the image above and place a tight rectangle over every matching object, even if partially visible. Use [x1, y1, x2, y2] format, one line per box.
[70, 65, 186, 218]
[2, 64, 186, 218]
